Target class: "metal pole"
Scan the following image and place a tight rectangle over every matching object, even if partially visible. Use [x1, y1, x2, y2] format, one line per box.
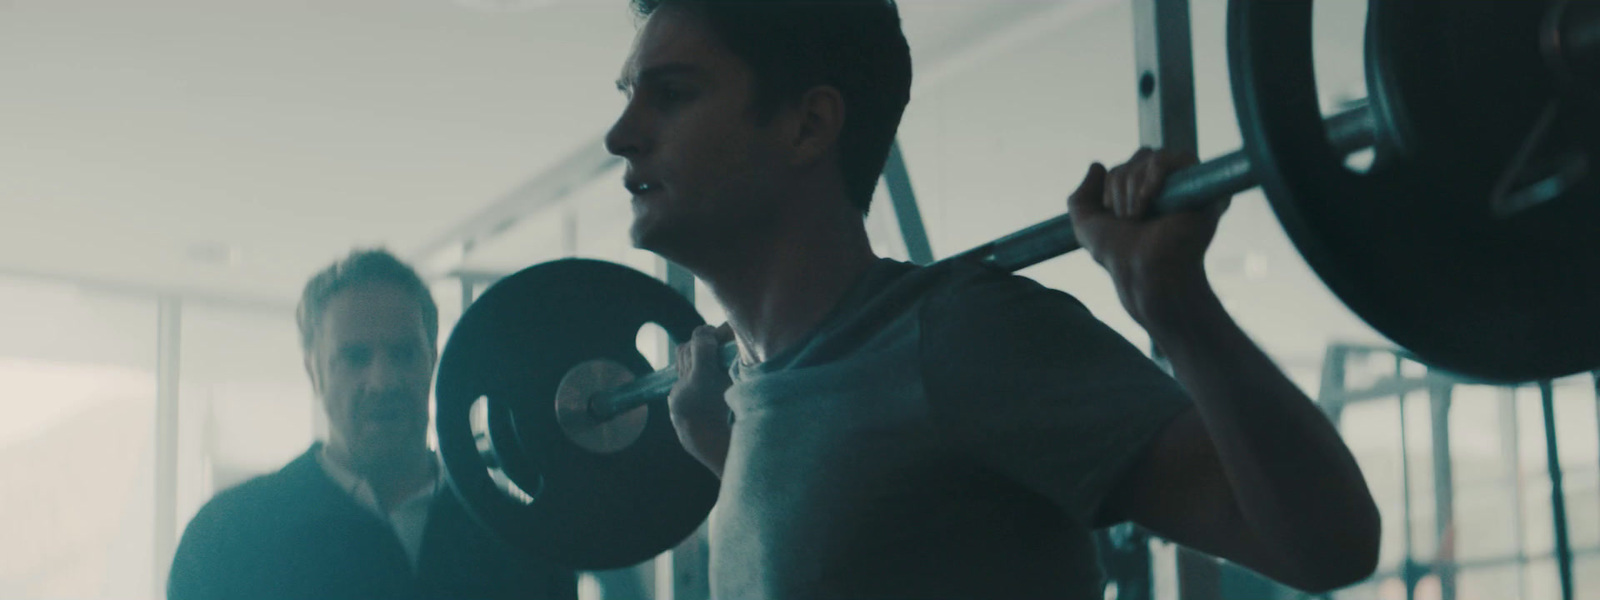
[1539, 379, 1575, 600]
[1428, 376, 1456, 600]
[948, 105, 1373, 273]
[1305, 345, 1351, 600]
[1316, 345, 1349, 422]
[1133, 1, 1199, 598]
[1134, 0, 1197, 152]
[1499, 387, 1528, 596]
[882, 141, 935, 265]
[154, 297, 182, 597]
[1397, 357, 1417, 600]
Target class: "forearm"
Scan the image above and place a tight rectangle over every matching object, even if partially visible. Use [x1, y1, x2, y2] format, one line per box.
[671, 413, 731, 479]
[1134, 271, 1380, 582]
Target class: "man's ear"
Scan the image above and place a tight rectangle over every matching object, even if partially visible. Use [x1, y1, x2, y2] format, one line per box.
[304, 352, 323, 397]
[789, 85, 846, 166]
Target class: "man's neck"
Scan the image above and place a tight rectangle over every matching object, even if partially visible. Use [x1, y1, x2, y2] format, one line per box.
[323, 441, 436, 510]
[693, 207, 879, 363]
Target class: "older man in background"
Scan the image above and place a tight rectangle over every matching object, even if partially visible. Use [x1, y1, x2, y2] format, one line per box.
[168, 248, 576, 600]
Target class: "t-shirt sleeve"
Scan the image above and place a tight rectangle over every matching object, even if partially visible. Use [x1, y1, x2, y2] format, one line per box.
[920, 269, 1192, 525]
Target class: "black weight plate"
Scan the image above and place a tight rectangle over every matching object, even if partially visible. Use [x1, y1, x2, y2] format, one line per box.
[1229, 0, 1600, 382]
[436, 258, 719, 570]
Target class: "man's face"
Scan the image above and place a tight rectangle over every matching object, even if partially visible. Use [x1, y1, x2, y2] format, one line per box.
[605, 5, 790, 259]
[307, 283, 435, 468]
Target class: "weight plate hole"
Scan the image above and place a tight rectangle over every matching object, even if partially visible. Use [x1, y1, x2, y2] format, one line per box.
[1344, 146, 1376, 175]
[635, 321, 672, 371]
[470, 395, 540, 505]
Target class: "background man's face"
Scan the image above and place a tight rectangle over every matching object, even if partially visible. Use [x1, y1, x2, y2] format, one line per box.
[606, 5, 789, 260]
[307, 282, 435, 468]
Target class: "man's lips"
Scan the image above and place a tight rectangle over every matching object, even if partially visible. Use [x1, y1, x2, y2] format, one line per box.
[359, 404, 410, 421]
[362, 412, 407, 423]
[623, 176, 663, 196]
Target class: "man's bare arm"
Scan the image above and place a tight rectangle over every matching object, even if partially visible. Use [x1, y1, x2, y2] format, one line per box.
[1073, 151, 1380, 592]
[1099, 287, 1381, 591]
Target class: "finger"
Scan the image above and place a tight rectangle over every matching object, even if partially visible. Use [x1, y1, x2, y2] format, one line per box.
[1125, 151, 1157, 218]
[1139, 149, 1199, 217]
[675, 342, 691, 375]
[692, 325, 718, 350]
[1106, 164, 1129, 218]
[1121, 165, 1143, 219]
[1067, 163, 1110, 219]
[713, 322, 734, 344]
[1129, 158, 1160, 218]
[1115, 149, 1153, 218]
[687, 326, 718, 369]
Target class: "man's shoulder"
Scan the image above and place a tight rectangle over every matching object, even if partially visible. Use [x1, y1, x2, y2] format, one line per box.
[204, 470, 290, 513]
[919, 260, 1092, 325]
[848, 259, 1090, 319]
[187, 448, 323, 530]
[914, 261, 1151, 386]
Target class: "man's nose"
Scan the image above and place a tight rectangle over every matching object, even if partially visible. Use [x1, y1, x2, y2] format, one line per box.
[363, 353, 406, 390]
[605, 101, 648, 158]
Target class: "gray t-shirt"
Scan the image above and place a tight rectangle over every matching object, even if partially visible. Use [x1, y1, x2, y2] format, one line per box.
[712, 258, 1192, 599]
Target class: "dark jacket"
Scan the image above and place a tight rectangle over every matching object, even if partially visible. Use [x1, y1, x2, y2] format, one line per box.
[168, 444, 577, 600]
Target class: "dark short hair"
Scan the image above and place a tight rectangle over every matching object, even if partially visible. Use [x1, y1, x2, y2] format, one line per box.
[296, 248, 439, 354]
[631, 0, 913, 213]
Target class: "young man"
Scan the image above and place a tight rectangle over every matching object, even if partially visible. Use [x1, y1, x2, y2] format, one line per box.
[606, 1, 1381, 598]
[167, 249, 575, 600]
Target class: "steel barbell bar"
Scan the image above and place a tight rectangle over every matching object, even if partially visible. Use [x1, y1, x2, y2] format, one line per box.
[586, 103, 1378, 422]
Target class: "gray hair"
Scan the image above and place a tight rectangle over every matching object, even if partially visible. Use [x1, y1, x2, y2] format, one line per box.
[296, 248, 439, 353]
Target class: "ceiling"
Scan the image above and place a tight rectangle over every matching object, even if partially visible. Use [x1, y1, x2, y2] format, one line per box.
[0, 0, 1089, 306]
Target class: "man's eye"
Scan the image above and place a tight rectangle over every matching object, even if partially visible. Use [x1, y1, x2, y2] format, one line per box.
[392, 346, 422, 364]
[655, 88, 688, 107]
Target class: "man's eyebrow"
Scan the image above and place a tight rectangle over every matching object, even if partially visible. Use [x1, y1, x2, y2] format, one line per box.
[616, 63, 705, 92]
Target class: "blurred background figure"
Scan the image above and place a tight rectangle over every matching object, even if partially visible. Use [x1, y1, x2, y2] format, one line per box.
[166, 249, 575, 600]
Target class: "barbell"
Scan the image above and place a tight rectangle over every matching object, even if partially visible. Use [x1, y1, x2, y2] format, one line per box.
[436, 0, 1600, 570]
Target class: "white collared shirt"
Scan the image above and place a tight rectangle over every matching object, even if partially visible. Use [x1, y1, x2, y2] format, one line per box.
[316, 448, 442, 569]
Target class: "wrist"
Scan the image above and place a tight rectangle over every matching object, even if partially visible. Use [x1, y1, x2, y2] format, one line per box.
[670, 407, 732, 430]
[670, 409, 732, 477]
[1116, 262, 1215, 330]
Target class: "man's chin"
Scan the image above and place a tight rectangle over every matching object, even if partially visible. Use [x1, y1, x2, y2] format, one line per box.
[353, 426, 424, 454]
[631, 220, 675, 256]
[631, 220, 709, 265]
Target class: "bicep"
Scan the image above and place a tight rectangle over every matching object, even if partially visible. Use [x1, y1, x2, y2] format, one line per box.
[923, 274, 1201, 521]
[1099, 408, 1296, 582]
